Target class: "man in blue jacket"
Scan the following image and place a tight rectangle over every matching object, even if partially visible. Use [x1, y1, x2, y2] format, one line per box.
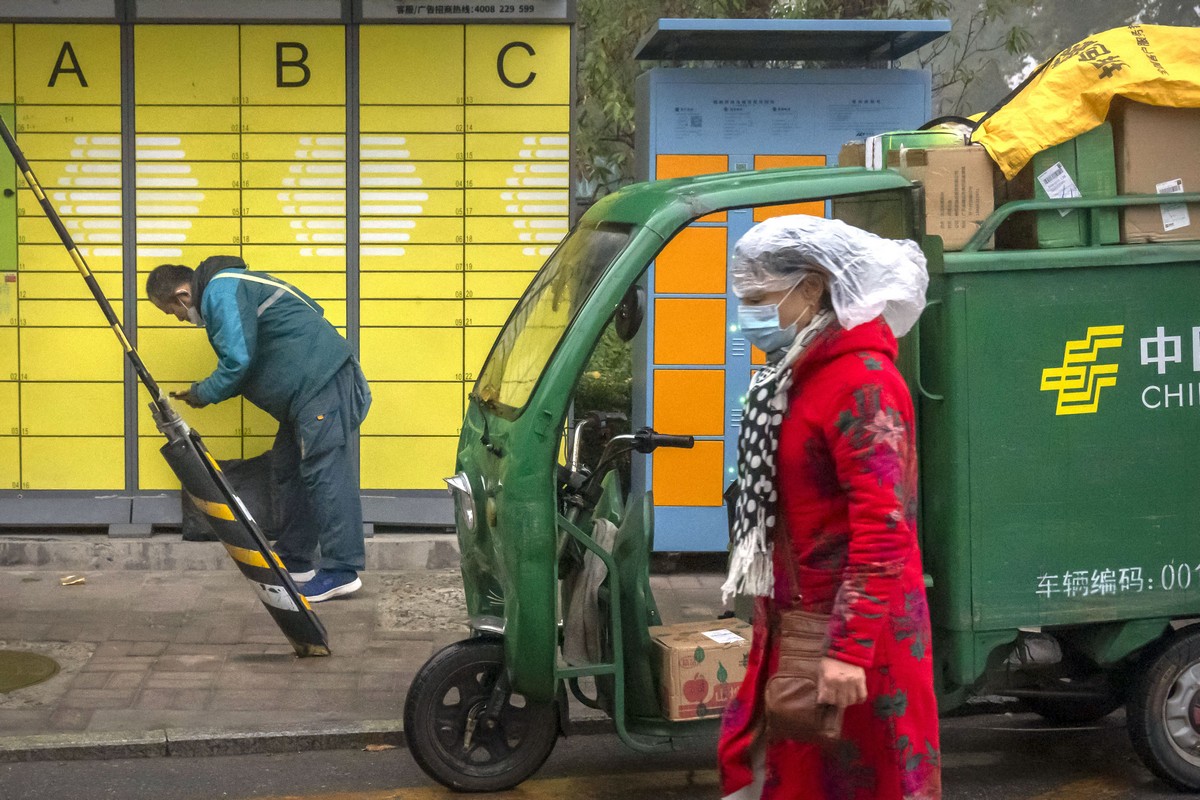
[147, 256, 371, 602]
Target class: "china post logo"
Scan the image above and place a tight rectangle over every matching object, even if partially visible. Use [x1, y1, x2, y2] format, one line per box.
[1039, 325, 1125, 415]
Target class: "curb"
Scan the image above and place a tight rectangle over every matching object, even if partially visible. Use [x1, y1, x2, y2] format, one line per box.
[0, 712, 617, 763]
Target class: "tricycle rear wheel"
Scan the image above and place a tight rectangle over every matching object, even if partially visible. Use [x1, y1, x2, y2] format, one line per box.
[1128, 627, 1200, 790]
[403, 636, 559, 793]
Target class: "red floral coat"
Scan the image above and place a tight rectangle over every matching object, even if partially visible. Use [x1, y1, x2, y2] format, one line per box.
[718, 319, 941, 800]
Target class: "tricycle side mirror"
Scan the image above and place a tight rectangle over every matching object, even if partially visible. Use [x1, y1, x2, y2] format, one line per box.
[614, 284, 645, 342]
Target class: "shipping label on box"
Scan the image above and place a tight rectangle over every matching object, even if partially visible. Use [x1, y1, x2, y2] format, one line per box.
[651, 618, 752, 721]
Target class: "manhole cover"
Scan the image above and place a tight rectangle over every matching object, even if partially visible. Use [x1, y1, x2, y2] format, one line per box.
[0, 650, 60, 693]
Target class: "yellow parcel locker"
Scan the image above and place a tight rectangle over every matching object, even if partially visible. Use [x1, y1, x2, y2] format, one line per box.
[19, 271, 121, 300]
[15, 24, 121, 106]
[360, 25, 464, 106]
[0, 328, 16, 376]
[361, 133, 463, 162]
[241, 161, 346, 191]
[242, 401, 278, 438]
[268, 272, 345, 299]
[22, 436, 123, 490]
[360, 217, 462, 246]
[466, 216, 567, 244]
[137, 384, 243, 437]
[361, 105, 463, 135]
[135, 244, 239, 273]
[360, 382, 463, 436]
[361, 272, 462, 300]
[134, 133, 241, 162]
[136, 105, 240, 134]
[360, 327, 463, 382]
[361, 189, 462, 218]
[139, 435, 241, 490]
[241, 105, 345, 134]
[18, 105, 121, 133]
[0, 437, 17, 489]
[464, 327, 501, 378]
[360, 161, 463, 190]
[360, 243, 462, 272]
[134, 25, 239, 105]
[361, 435, 457, 490]
[239, 245, 346, 273]
[241, 133, 346, 162]
[135, 161, 242, 191]
[243, 436, 274, 459]
[241, 217, 347, 246]
[16, 161, 121, 193]
[465, 298, 518, 327]
[465, 25, 569, 106]
[360, 299, 463, 328]
[466, 160, 570, 189]
[465, 188, 568, 217]
[136, 189, 241, 217]
[19, 215, 122, 247]
[0, 24, 15, 105]
[466, 243, 556, 272]
[136, 216, 241, 247]
[20, 299, 121, 327]
[19, 244, 122, 272]
[466, 133, 569, 162]
[466, 271, 538, 299]
[136, 327, 217, 383]
[465, 105, 569, 133]
[22, 382, 123, 435]
[20, 328, 123, 382]
[239, 25, 345, 106]
[0, 382, 17, 432]
[241, 188, 346, 217]
[17, 133, 122, 163]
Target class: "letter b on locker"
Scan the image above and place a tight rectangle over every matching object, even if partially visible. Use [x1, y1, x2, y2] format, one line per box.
[239, 26, 345, 105]
[466, 26, 569, 105]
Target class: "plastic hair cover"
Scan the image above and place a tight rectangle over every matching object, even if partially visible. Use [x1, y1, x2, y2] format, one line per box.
[730, 215, 929, 336]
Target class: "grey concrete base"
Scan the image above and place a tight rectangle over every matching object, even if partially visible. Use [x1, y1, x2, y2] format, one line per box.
[107, 524, 154, 539]
[0, 730, 167, 762]
[0, 533, 460, 571]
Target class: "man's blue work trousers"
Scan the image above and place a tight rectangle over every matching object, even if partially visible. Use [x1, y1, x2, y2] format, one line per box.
[271, 358, 371, 573]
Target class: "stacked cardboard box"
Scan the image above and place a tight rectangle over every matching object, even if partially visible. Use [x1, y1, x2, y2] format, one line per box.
[1111, 100, 1200, 243]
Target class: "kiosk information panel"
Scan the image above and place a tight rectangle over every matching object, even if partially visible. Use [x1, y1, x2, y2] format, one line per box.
[634, 66, 932, 551]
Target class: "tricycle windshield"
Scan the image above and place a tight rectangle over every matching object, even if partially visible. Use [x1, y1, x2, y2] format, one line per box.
[475, 221, 633, 417]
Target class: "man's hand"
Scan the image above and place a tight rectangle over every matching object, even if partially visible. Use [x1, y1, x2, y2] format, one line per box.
[170, 388, 208, 409]
[817, 657, 867, 708]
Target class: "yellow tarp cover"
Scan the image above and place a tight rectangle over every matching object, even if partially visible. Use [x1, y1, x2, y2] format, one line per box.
[973, 24, 1200, 179]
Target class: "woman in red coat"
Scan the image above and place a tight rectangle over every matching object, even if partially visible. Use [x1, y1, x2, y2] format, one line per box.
[718, 215, 940, 800]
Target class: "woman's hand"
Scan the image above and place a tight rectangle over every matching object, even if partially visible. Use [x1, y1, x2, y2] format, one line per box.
[817, 657, 867, 708]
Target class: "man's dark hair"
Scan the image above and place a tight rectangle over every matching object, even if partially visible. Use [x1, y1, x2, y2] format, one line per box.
[146, 264, 194, 304]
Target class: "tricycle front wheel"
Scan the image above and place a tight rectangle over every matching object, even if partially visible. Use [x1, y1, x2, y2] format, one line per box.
[403, 636, 559, 793]
[1128, 628, 1200, 790]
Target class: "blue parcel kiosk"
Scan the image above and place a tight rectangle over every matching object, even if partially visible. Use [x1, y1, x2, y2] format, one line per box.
[631, 19, 949, 551]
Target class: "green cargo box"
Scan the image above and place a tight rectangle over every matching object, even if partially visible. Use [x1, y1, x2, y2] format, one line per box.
[995, 123, 1120, 249]
[915, 238, 1200, 691]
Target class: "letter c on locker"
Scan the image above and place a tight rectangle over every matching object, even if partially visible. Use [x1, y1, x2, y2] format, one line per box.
[276, 42, 311, 88]
[497, 41, 536, 89]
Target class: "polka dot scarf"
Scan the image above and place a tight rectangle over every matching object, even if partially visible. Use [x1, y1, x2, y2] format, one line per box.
[721, 310, 835, 603]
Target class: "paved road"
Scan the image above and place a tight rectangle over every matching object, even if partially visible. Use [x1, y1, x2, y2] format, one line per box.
[0, 711, 1186, 799]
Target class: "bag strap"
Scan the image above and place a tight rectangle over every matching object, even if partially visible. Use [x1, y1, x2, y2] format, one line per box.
[775, 516, 802, 604]
[210, 272, 319, 315]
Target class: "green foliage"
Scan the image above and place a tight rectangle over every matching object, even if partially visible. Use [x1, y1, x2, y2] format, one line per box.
[574, 324, 633, 416]
[575, 0, 1038, 195]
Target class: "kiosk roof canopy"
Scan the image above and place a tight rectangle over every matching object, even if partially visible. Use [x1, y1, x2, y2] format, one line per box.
[633, 18, 950, 62]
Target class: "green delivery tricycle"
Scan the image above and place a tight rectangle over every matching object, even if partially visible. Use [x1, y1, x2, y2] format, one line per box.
[403, 164, 1200, 792]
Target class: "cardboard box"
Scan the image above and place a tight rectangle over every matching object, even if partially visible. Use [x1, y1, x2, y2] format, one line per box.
[651, 618, 752, 721]
[994, 122, 1119, 249]
[838, 130, 966, 170]
[1112, 101, 1200, 243]
[891, 145, 995, 251]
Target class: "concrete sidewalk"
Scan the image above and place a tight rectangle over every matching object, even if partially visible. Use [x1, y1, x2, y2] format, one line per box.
[0, 533, 727, 762]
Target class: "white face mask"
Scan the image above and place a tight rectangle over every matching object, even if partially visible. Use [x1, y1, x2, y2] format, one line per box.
[185, 304, 205, 327]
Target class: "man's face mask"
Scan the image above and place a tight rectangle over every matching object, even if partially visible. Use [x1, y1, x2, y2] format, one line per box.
[185, 304, 204, 328]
